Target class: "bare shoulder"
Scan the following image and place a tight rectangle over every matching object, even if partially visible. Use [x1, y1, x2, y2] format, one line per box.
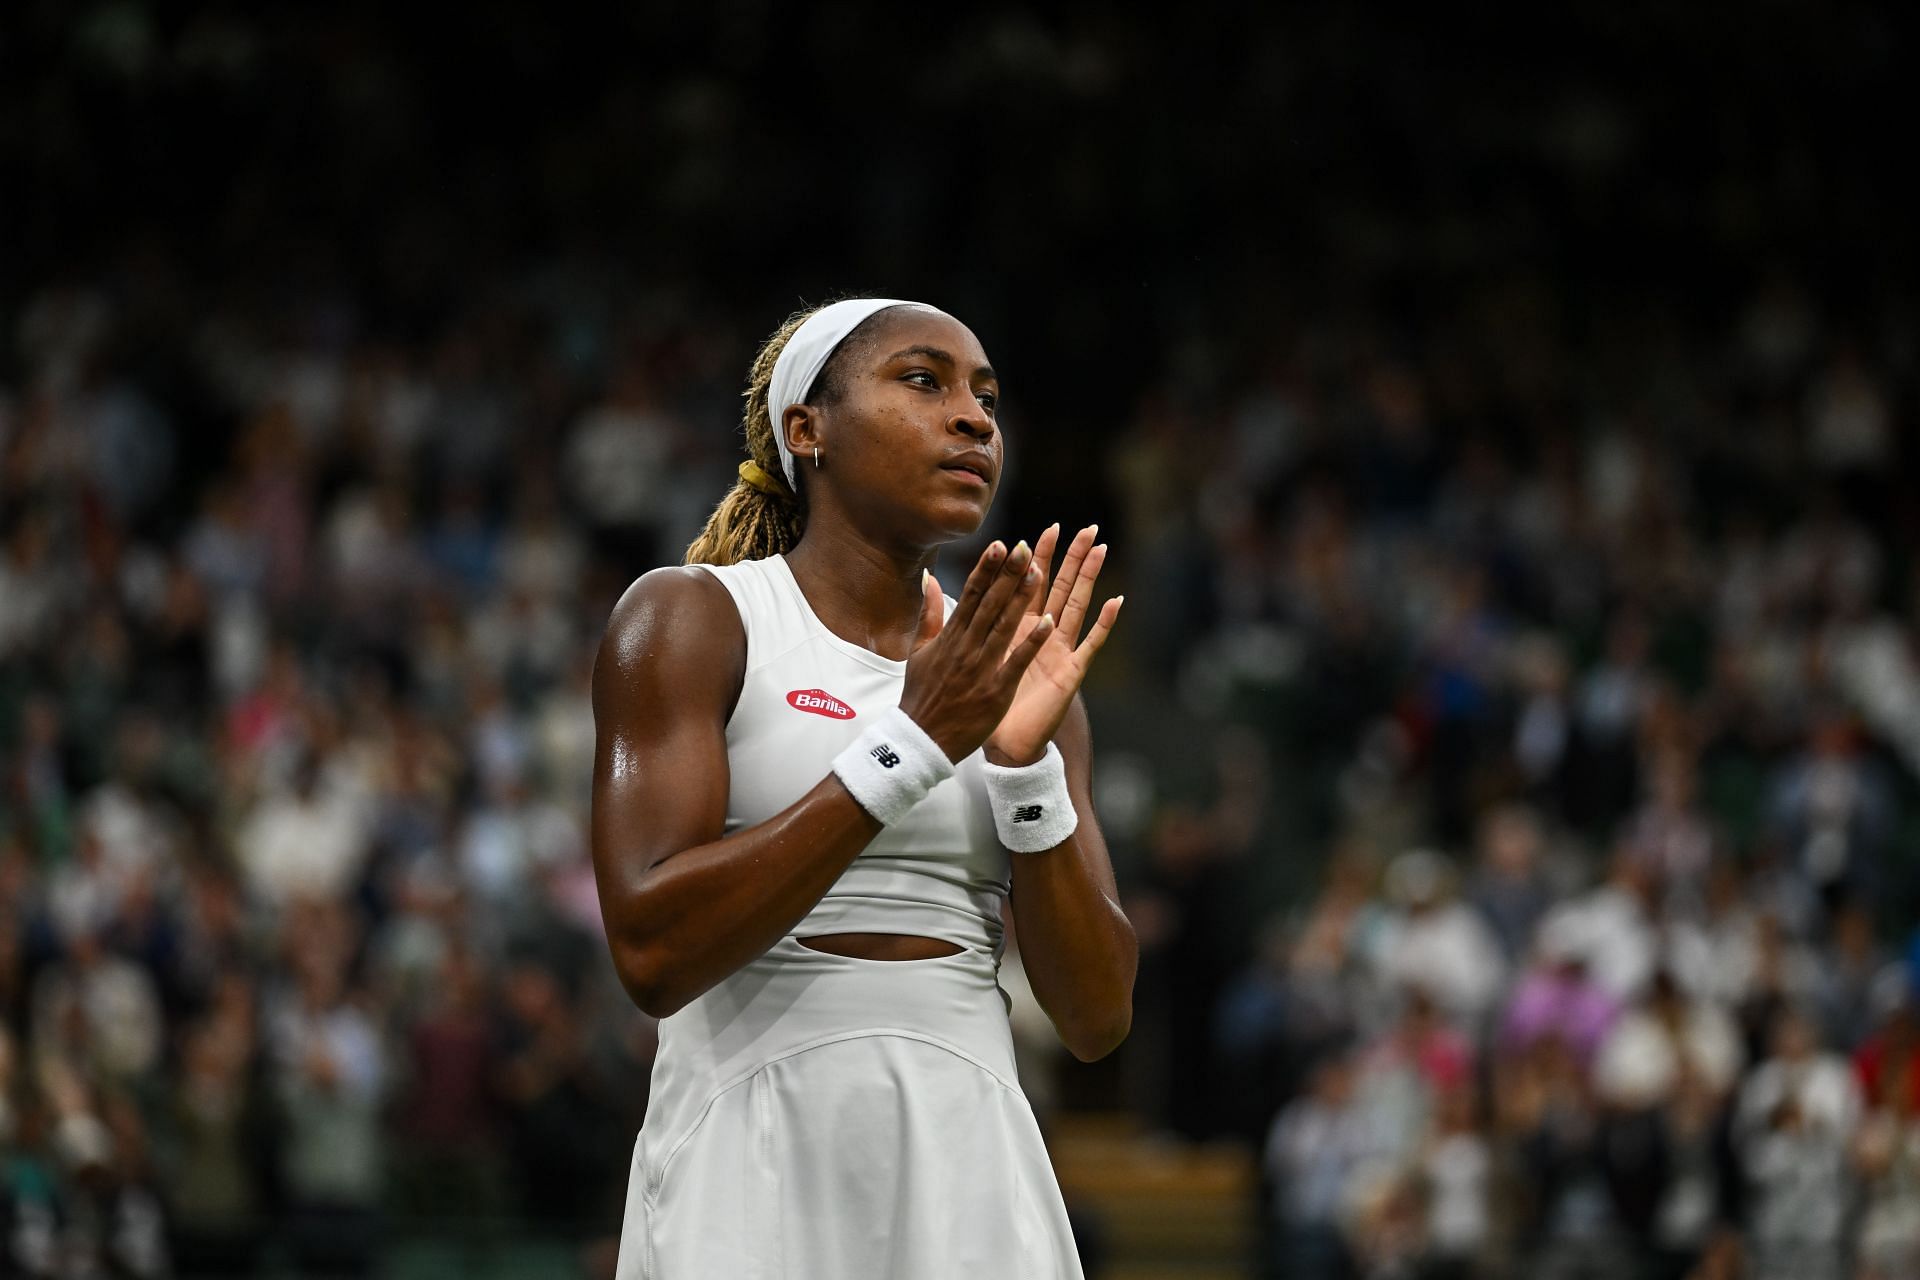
[593, 565, 745, 717]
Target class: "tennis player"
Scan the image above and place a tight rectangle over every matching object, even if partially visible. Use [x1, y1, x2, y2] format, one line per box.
[592, 297, 1135, 1277]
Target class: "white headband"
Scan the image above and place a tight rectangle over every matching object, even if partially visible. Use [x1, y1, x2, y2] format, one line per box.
[767, 297, 946, 487]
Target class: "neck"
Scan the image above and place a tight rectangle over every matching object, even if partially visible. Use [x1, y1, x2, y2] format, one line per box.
[784, 519, 938, 662]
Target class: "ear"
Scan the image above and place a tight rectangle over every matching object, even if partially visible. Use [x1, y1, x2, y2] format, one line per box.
[782, 404, 824, 463]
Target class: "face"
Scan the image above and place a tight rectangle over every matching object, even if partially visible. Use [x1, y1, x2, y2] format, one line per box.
[784, 307, 1003, 542]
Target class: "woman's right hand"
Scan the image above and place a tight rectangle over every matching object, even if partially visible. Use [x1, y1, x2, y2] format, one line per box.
[900, 539, 1054, 762]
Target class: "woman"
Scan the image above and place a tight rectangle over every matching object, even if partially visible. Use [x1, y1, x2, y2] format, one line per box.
[591, 297, 1136, 1277]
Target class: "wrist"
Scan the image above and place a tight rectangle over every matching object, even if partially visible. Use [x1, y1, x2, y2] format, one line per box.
[898, 699, 967, 764]
[982, 741, 1078, 853]
[984, 742, 1047, 768]
[831, 706, 956, 825]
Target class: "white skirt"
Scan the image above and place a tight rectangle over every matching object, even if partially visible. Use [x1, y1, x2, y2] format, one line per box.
[616, 935, 1084, 1279]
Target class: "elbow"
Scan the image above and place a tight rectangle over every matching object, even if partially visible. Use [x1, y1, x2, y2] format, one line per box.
[630, 983, 690, 1022]
[609, 939, 693, 1020]
[1062, 1006, 1133, 1063]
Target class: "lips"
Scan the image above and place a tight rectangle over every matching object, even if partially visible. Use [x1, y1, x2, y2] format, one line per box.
[940, 454, 994, 485]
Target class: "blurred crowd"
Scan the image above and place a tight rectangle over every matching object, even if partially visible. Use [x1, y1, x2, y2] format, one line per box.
[1104, 285, 1920, 1277]
[7, 276, 1917, 1280]
[6, 3, 1918, 1278]
[1, 270, 695, 1274]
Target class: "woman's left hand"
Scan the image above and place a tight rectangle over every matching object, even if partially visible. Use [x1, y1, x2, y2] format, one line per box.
[985, 523, 1123, 766]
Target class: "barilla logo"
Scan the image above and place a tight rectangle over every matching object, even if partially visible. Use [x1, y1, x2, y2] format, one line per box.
[786, 689, 856, 720]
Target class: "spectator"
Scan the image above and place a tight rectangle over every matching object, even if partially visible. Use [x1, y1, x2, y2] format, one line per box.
[1766, 708, 1897, 910]
[1594, 971, 1744, 1112]
[1495, 1036, 1624, 1278]
[1264, 1048, 1378, 1280]
[1568, 611, 1655, 829]
[562, 365, 681, 570]
[1501, 921, 1622, 1067]
[165, 994, 269, 1276]
[392, 940, 504, 1224]
[1419, 1086, 1492, 1278]
[234, 751, 373, 910]
[1537, 848, 1662, 1002]
[1355, 985, 1474, 1169]
[1466, 804, 1553, 965]
[28, 928, 164, 1088]
[492, 954, 623, 1234]
[1853, 1046, 1920, 1280]
[1856, 990, 1920, 1123]
[1736, 1005, 1860, 1151]
[1738, 1088, 1852, 1280]
[1814, 898, 1895, 1058]
[1375, 850, 1507, 1031]
[266, 936, 387, 1277]
[1621, 747, 1718, 910]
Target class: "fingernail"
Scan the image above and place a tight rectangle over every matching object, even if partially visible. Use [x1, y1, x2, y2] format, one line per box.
[988, 541, 1005, 557]
[1095, 543, 1108, 555]
[922, 569, 931, 588]
[1114, 595, 1125, 607]
[1048, 522, 1061, 536]
[1088, 524, 1099, 539]
[1013, 540, 1028, 555]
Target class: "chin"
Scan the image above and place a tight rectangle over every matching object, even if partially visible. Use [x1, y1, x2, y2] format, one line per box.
[927, 496, 993, 543]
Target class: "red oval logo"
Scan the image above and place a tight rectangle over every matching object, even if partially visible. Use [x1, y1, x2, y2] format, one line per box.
[786, 688, 855, 720]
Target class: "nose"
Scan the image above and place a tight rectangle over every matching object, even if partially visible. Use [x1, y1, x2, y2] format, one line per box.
[949, 399, 994, 442]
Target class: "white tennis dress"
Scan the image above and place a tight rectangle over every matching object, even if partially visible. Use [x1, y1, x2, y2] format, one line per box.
[613, 553, 1084, 1280]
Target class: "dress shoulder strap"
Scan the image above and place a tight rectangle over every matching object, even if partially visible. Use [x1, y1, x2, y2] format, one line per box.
[687, 556, 811, 672]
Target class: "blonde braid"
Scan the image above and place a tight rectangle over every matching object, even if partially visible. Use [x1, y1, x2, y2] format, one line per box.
[683, 307, 818, 566]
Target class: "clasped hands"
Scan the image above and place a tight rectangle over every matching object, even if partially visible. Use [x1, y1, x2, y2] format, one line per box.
[901, 524, 1123, 768]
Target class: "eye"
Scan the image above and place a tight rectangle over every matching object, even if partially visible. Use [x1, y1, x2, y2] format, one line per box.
[904, 370, 938, 388]
[976, 391, 998, 412]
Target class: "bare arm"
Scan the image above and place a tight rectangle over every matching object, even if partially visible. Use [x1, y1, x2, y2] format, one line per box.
[985, 523, 1135, 1062]
[589, 566, 882, 1018]
[591, 543, 1051, 1018]
[1006, 693, 1137, 1062]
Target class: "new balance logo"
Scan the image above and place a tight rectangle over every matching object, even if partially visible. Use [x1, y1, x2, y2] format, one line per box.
[871, 745, 901, 769]
[1013, 804, 1044, 823]
[787, 688, 856, 720]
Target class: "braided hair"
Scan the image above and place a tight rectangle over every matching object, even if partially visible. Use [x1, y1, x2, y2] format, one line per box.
[684, 301, 889, 566]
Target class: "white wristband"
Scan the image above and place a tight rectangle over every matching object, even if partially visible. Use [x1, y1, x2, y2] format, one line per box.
[984, 741, 1078, 853]
[831, 706, 955, 825]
